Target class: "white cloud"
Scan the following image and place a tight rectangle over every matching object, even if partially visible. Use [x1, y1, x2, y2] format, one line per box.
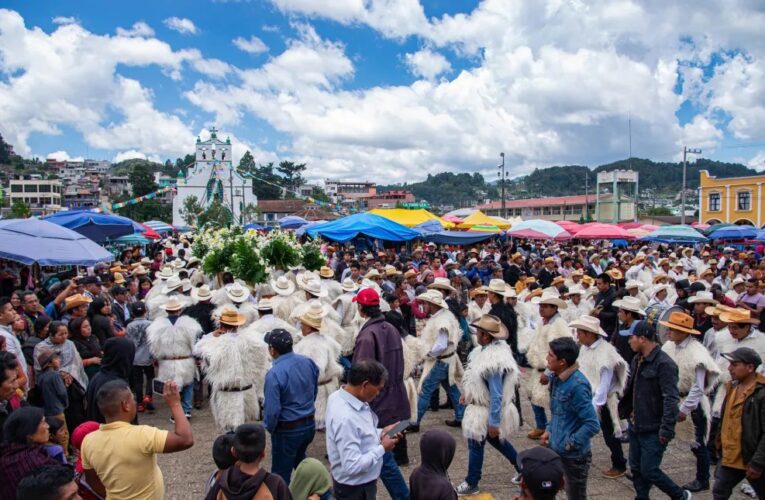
[113, 150, 147, 162]
[233, 35, 268, 54]
[46, 150, 83, 161]
[261, 24, 279, 33]
[52, 16, 78, 26]
[163, 17, 198, 35]
[116, 21, 154, 38]
[404, 48, 451, 80]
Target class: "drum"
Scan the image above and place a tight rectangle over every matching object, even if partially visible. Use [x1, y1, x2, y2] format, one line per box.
[644, 304, 684, 344]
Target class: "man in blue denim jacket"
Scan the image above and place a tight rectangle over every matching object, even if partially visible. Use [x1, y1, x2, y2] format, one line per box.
[540, 337, 600, 500]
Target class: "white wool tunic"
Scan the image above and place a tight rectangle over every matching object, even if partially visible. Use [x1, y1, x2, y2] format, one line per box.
[293, 331, 343, 429]
[417, 308, 464, 392]
[148, 315, 202, 387]
[526, 314, 571, 407]
[577, 338, 629, 434]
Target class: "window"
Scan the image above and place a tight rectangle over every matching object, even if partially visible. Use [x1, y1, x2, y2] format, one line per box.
[532, 207, 541, 215]
[737, 191, 752, 211]
[708, 192, 721, 212]
[24, 184, 38, 193]
[551, 206, 561, 215]
[11, 184, 22, 193]
[39, 184, 51, 193]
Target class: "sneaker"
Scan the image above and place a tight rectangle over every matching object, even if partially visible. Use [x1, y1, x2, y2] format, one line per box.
[146, 402, 156, 413]
[184, 413, 192, 419]
[407, 423, 420, 433]
[455, 481, 479, 496]
[527, 428, 545, 440]
[511, 472, 522, 485]
[682, 480, 708, 492]
[169, 416, 175, 424]
[740, 483, 757, 498]
[444, 420, 462, 428]
[682, 490, 692, 500]
[603, 468, 626, 479]
[137, 404, 145, 413]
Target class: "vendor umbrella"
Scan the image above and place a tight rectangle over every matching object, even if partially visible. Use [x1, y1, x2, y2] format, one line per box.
[574, 223, 634, 240]
[0, 218, 114, 266]
[708, 225, 757, 240]
[507, 219, 570, 240]
[138, 224, 161, 239]
[143, 220, 174, 234]
[279, 215, 309, 230]
[43, 210, 143, 243]
[555, 220, 581, 234]
[641, 225, 708, 243]
[114, 233, 152, 245]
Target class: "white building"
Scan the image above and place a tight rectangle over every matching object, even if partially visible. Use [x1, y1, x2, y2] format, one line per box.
[8, 178, 62, 214]
[172, 128, 256, 226]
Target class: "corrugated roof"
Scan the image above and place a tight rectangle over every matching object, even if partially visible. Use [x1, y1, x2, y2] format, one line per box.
[479, 194, 609, 209]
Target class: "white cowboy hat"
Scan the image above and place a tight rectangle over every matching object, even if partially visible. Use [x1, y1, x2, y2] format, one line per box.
[299, 300, 327, 330]
[226, 282, 251, 303]
[156, 266, 175, 280]
[612, 296, 646, 315]
[487, 278, 513, 297]
[503, 284, 517, 298]
[163, 240, 174, 249]
[650, 284, 671, 297]
[533, 291, 568, 309]
[256, 298, 274, 311]
[731, 277, 746, 287]
[219, 307, 246, 326]
[428, 277, 456, 293]
[171, 259, 186, 270]
[567, 284, 584, 296]
[418, 290, 447, 309]
[625, 280, 641, 290]
[688, 291, 718, 305]
[186, 256, 201, 267]
[270, 276, 296, 296]
[341, 278, 359, 292]
[193, 285, 212, 301]
[161, 275, 184, 295]
[140, 257, 152, 266]
[364, 269, 382, 280]
[181, 278, 192, 293]
[569, 316, 607, 337]
[297, 271, 319, 290]
[160, 296, 184, 312]
[303, 278, 327, 298]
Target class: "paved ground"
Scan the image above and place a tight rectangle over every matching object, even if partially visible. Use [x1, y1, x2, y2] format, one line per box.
[143, 370, 749, 499]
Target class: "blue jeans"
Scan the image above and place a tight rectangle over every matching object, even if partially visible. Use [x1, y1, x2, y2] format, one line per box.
[271, 422, 316, 485]
[465, 437, 519, 487]
[416, 360, 464, 423]
[629, 428, 684, 500]
[180, 384, 193, 414]
[380, 450, 410, 500]
[531, 404, 547, 429]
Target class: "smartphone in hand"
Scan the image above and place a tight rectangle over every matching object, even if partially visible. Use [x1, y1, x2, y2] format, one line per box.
[152, 379, 165, 395]
[386, 420, 411, 438]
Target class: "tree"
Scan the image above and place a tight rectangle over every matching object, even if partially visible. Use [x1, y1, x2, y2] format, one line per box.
[0, 133, 10, 165]
[276, 161, 306, 198]
[128, 161, 158, 196]
[198, 199, 233, 228]
[241, 203, 259, 224]
[310, 186, 330, 203]
[645, 206, 673, 216]
[251, 162, 284, 200]
[180, 195, 204, 226]
[9, 200, 30, 218]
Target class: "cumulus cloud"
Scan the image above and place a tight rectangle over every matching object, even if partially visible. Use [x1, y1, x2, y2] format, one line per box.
[404, 48, 451, 80]
[233, 35, 268, 54]
[47, 150, 83, 161]
[163, 17, 198, 35]
[116, 21, 154, 38]
[113, 150, 148, 162]
[52, 16, 78, 25]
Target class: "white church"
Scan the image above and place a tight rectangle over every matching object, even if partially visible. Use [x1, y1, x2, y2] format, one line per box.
[172, 128, 257, 226]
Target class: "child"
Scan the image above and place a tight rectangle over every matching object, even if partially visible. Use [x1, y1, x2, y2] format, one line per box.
[70, 421, 103, 500]
[36, 347, 69, 455]
[204, 431, 237, 496]
[44, 415, 68, 464]
[125, 301, 155, 412]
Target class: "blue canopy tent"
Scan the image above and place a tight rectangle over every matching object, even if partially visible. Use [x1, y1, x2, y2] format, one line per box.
[279, 216, 309, 230]
[306, 213, 420, 242]
[296, 220, 327, 237]
[412, 219, 445, 236]
[44, 210, 144, 243]
[641, 225, 708, 244]
[244, 223, 266, 231]
[423, 231, 498, 245]
[708, 225, 757, 240]
[0, 219, 114, 266]
[143, 220, 174, 234]
[113, 233, 152, 245]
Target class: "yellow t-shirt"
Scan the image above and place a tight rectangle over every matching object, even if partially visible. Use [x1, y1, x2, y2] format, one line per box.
[81, 421, 169, 500]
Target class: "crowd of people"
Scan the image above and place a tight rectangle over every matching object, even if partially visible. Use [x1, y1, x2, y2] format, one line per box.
[1, 236, 765, 499]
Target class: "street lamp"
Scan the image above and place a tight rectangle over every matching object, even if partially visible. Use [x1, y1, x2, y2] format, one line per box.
[498, 152, 507, 219]
[681, 146, 702, 225]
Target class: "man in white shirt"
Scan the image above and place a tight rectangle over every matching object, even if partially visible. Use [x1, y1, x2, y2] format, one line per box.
[325, 360, 402, 499]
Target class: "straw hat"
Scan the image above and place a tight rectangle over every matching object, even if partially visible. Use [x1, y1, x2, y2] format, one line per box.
[193, 285, 213, 301]
[651, 284, 671, 297]
[132, 265, 148, 277]
[303, 279, 327, 298]
[700, 268, 714, 278]
[271, 275, 296, 296]
[64, 293, 92, 311]
[682, 247, 693, 256]
[226, 282, 251, 303]
[652, 274, 668, 284]
[581, 275, 594, 285]
[551, 276, 565, 287]
[484, 278, 511, 297]
[606, 269, 623, 280]
[569, 316, 607, 337]
[296, 271, 318, 290]
[364, 269, 382, 280]
[341, 278, 359, 293]
[418, 290, 447, 309]
[186, 256, 201, 267]
[688, 291, 718, 305]
[469, 286, 489, 299]
[160, 296, 184, 312]
[503, 284, 517, 298]
[256, 298, 274, 311]
[299, 300, 327, 330]
[470, 314, 508, 340]
[612, 296, 646, 316]
[731, 277, 746, 287]
[385, 265, 402, 277]
[525, 288, 543, 302]
[219, 307, 246, 327]
[162, 275, 184, 295]
[113, 272, 126, 285]
[171, 259, 186, 270]
[404, 269, 418, 279]
[319, 266, 334, 279]
[719, 308, 760, 325]
[534, 291, 568, 309]
[156, 266, 175, 280]
[428, 277, 456, 293]
[659, 311, 701, 335]
[140, 257, 152, 266]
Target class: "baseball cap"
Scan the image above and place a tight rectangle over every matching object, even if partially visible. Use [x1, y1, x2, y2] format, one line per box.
[264, 328, 293, 352]
[353, 288, 380, 306]
[131, 301, 147, 316]
[631, 321, 657, 340]
[722, 347, 763, 367]
[689, 282, 706, 294]
[80, 275, 101, 285]
[518, 446, 564, 499]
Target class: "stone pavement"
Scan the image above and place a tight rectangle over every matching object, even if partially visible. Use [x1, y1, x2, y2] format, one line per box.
[144, 370, 749, 499]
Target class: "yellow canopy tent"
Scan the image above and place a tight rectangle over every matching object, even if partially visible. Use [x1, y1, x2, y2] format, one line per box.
[456, 210, 511, 230]
[369, 208, 454, 228]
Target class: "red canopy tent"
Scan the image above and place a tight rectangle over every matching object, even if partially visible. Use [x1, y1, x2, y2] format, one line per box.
[574, 223, 634, 240]
[508, 228, 571, 241]
[139, 224, 161, 239]
[554, 220, 581, 234]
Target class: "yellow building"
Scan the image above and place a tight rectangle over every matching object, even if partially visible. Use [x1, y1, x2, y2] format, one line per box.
[699, 170, 765, 227]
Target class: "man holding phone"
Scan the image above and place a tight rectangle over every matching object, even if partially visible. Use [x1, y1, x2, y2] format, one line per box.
[325, 360, 403, 500]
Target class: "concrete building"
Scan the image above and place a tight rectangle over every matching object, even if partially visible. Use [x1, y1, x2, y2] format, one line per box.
[361, 189, 416, 209]
[172, 127, 256, 226]
[698, 169, 765, 227]
[595, 170, 639, 223]
[324, 179, 376, 202]
[257, 199, 306, 225]
[8, 177, 62, 214]
[107, 176, 131, 197]
[478, 194, 619, 222]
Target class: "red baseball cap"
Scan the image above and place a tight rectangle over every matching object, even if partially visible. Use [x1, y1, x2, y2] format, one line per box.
[353, 288, 380, 306]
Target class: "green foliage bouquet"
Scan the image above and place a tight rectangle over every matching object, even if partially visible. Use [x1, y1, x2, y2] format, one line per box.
[301, 239, 326, 271]
[259, 230, 303, 271]
[192, 227, 268, 284]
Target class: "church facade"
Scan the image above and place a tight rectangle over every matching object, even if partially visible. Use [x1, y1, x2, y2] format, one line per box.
[172, 128, 257, 226]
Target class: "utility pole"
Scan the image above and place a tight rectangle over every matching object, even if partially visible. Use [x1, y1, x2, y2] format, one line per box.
[499, 152, 506, 219]
[681, 146, 702, 225]
[584, 169, 589, 222]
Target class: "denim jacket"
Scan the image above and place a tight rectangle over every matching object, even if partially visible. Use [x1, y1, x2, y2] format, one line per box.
[547, 363, 601, 458]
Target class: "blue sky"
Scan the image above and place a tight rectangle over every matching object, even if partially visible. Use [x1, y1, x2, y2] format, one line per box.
[0, 0, 763, 182]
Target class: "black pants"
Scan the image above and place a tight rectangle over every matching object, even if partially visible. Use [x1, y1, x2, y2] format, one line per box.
[600, 406, 627, 470]
[713, 465, 765, 499]
[130, 365, 154, 402]
[561, 452, 592, 500]
[392, 434, 409, 465]
[332, 479, 377, 500]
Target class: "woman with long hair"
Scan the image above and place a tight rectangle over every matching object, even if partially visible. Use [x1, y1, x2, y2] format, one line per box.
[87, 296, 115, 348]
[69, 317, 103, 380]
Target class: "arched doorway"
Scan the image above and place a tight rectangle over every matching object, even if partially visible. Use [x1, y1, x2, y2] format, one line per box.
[705, 219, 722, 225]
[733, 219, 755, 226]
